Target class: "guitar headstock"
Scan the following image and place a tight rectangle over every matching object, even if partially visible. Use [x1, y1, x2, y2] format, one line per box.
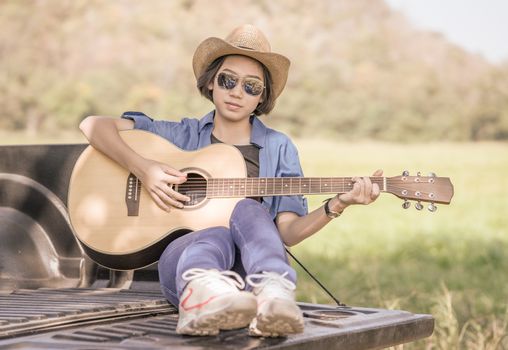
[386, 171, 454, 212]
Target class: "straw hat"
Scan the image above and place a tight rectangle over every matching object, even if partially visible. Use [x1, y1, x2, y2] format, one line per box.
[192, 24, 290, 99]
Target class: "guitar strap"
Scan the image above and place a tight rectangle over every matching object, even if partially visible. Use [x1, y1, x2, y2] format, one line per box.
[285, 248, 346, 307]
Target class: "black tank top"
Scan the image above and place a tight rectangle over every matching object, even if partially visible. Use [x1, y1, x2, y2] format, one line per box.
[211, 133, 261, 202]
[210, 134, 260, 178]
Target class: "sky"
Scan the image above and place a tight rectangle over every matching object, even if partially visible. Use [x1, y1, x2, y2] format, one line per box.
[385, 0, 508, 63]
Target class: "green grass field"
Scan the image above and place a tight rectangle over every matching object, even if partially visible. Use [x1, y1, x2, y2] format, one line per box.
[292, 139, 508, 349]
[2, 132, 507, 348]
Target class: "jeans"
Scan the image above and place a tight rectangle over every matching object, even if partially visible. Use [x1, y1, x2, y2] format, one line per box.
[158, 198, 297, 307]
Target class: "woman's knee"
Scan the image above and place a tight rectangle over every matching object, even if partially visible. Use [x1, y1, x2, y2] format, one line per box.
[159, 226, 232, 273]
[232, 198, 267, 218]
[198, 226, 233, 247]
[158, 226, 234, 303]
[178, 226, 235, 267]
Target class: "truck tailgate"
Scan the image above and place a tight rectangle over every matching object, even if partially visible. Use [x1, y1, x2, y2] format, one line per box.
[0, 288, 433, 349]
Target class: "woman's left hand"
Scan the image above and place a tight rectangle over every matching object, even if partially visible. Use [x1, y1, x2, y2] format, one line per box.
[328, 169, 383, 212]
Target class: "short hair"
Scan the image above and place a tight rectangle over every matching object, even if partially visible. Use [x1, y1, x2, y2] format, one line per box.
[196, 55, 276, 116]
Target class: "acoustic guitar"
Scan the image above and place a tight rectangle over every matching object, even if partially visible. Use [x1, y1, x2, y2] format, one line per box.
[68, 130, 454, 270]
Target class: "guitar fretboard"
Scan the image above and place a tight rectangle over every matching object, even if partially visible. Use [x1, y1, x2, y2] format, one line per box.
[206, 177, 386, 198]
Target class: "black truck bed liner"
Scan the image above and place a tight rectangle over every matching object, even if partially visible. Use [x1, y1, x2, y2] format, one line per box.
[0, 288, 433, 349]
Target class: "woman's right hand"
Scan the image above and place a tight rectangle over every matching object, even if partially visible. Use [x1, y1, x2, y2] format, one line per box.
[134, 158, 190, 212]
[79, 116, 189, 211]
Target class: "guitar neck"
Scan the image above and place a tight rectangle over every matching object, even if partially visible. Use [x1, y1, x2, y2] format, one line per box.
[206, 177, 386, 198]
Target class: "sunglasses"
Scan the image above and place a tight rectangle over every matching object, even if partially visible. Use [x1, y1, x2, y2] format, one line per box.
[216, 72, 265, 96]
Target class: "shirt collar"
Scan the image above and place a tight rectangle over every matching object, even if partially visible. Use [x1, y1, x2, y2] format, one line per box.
[198, 110, 215, 131]
[199, 110, 267, 148]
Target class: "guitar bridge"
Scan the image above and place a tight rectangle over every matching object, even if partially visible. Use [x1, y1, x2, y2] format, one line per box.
[182, 191, 205, 206]
[125, 173, 141, 216]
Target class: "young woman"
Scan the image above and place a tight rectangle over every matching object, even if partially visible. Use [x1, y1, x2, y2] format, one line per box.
[79, 24, 382, 337]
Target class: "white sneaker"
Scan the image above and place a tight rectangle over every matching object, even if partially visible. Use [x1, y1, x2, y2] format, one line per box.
[176, 268, 257, 336]
[246, 271, 304, 337]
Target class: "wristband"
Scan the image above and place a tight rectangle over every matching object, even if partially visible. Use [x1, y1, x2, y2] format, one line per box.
[324, 198, 342, 219]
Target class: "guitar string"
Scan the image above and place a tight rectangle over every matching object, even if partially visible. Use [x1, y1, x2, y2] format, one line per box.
[172, 180, 435, 194]
[173, 177, 388, 181]
[201, 180, 429, 183]
[176, 185, 439, 202]
[177, 183, 428, 190]
[178, 178, 385, 180]
[177, 182, 383, 186]
[181, 178, 387, 181]
[176, 179, 387, 185]
[179, 182, 390, 191]
[173, 181, 428, 191]
[181, 182, 387, 189]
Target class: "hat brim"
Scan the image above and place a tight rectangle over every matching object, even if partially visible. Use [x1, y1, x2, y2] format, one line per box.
[193, 37, 290, 99]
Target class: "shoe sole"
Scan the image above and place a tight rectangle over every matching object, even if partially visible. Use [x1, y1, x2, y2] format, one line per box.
[177, 292, 257, 336]
[251, 299, 304, 337]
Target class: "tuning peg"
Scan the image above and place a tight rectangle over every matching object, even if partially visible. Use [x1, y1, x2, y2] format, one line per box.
[428, 172, 436, 177]
[415, 202, 424, 210]
[402, 200, 411, 209]
[402, 170, 409, 176]
[428, 203, 437, 212]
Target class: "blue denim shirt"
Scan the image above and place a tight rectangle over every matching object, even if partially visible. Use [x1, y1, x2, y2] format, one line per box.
[122, 111, 308, 219]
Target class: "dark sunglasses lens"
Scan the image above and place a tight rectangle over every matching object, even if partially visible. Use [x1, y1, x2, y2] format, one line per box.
[217, 73, 237, 90]
[244, 79, 264, 96]
[217, 73, 263, 96]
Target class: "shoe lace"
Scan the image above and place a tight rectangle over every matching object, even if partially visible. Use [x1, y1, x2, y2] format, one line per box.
[246, 271, 296, 299]
[182, 268, 246, 291]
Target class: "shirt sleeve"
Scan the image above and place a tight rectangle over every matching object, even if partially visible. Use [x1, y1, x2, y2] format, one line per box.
[273, 138, 308, 217]
[121, 111, 155, 131]
[120, 111, 200, 149]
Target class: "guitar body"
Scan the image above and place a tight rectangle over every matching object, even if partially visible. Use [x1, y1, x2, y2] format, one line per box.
[68, 129, 246, 270]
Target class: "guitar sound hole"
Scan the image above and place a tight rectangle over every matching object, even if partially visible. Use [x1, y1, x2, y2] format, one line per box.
[177, 172, 207, 206]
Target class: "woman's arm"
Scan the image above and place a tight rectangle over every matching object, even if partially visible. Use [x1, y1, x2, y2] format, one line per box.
[79, 116, 189, 211]
[276, 170, 383, 246]
[80, 116, 138, 170]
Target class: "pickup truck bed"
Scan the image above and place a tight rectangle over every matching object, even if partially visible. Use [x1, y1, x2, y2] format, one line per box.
[0, 287, 433, 349]
[0, 143, 434, 349]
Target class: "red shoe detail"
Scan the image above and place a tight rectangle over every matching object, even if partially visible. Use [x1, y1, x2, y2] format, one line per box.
[180, 288, 218, 311]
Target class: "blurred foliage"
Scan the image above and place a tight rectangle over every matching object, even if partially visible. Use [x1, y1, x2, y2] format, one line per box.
[1, 0, 508, 140]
